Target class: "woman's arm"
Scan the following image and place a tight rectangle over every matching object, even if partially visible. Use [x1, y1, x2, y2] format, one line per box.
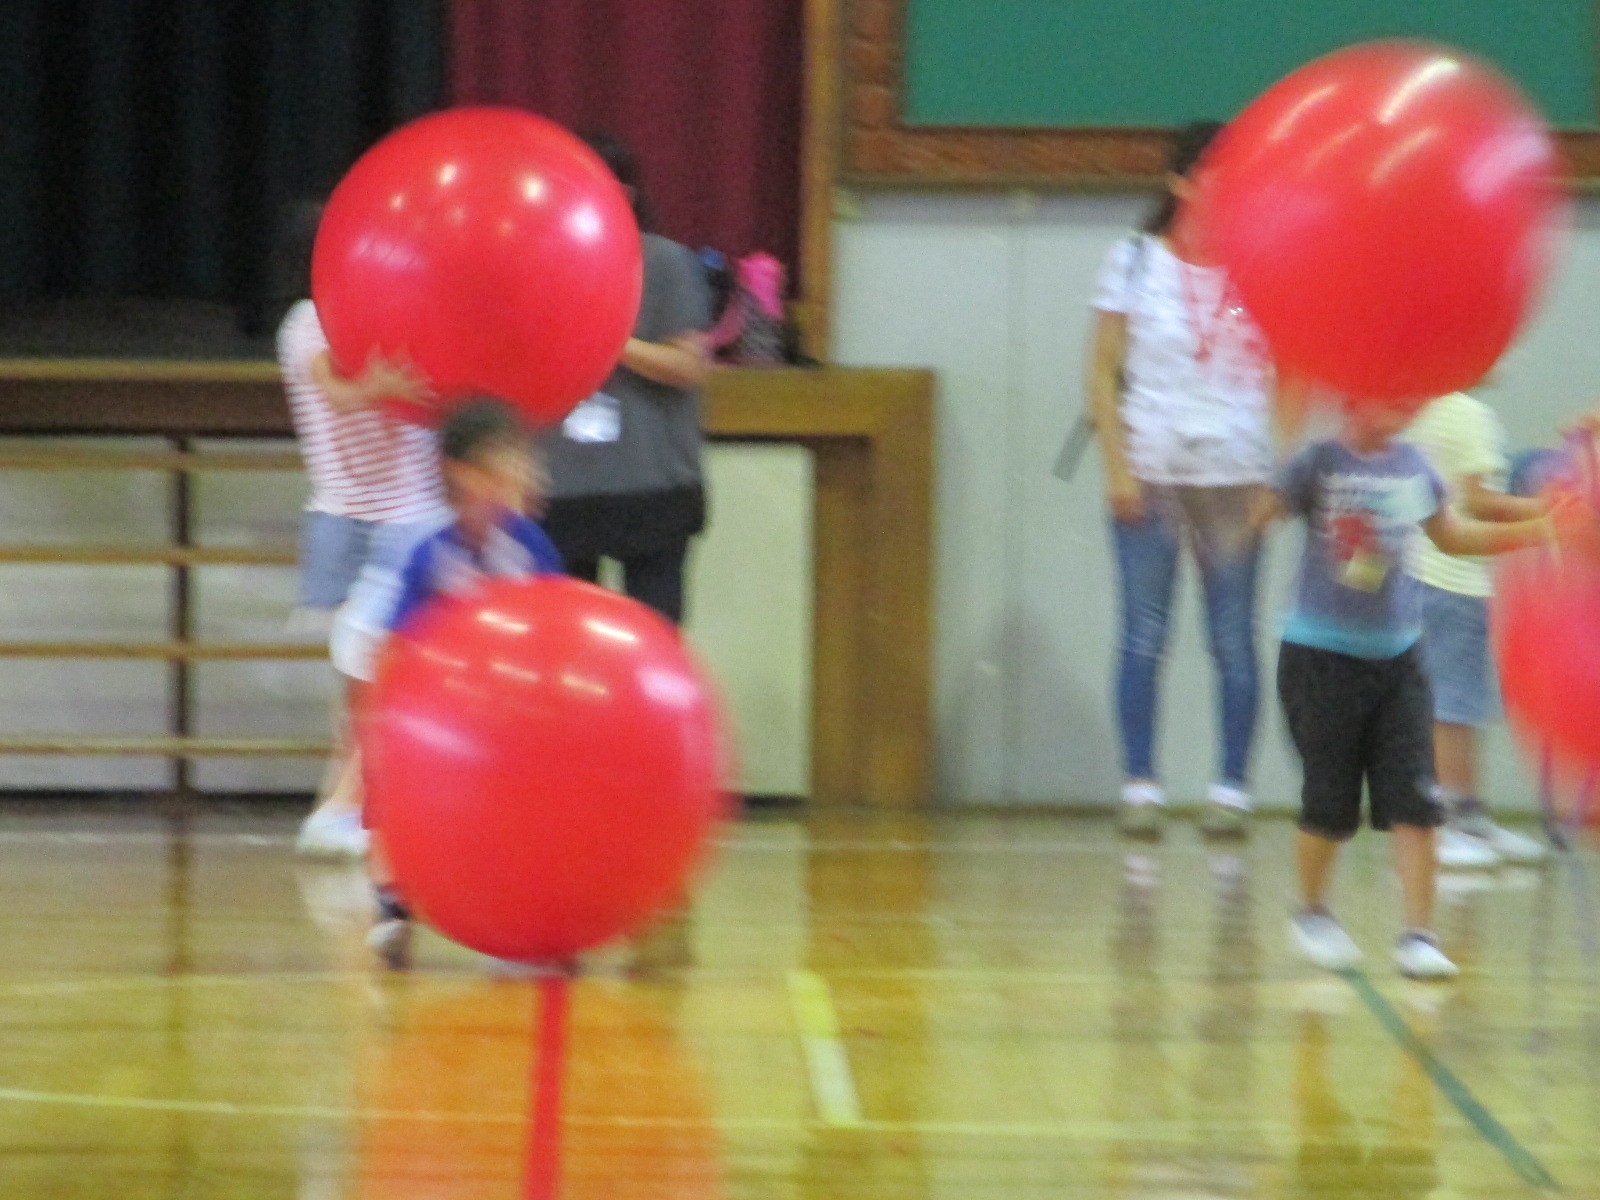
[1087, 310, 1143, 521]
[1459, 474, 1548, 523]
[619, 332, 712, 389]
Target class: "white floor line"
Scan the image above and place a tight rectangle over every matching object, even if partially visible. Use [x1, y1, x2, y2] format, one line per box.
[786, 969, 863, 1128]
[0, 1083, 1303, 1143]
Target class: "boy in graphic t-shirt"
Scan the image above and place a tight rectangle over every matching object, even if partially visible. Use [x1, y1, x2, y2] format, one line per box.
[1264, 398, 1576, 980]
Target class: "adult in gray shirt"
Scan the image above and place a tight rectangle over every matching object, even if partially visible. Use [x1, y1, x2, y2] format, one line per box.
[541, 132, 715, 624]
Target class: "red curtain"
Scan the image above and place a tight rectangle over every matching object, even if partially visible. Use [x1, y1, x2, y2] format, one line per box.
[451, 0, 804, 279]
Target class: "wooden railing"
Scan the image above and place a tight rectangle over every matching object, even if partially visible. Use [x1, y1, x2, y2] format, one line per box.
[0, 442, 330, 787]
[0, 362, 935, 808]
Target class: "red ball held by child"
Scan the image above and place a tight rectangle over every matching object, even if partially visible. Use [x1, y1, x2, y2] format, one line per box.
[314, 107, 643, 427]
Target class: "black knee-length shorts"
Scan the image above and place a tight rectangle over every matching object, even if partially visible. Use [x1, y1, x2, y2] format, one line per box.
[1278, 642, 1443, 840]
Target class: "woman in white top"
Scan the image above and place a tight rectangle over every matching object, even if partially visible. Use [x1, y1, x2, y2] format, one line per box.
[1087, 121, 1280, 838]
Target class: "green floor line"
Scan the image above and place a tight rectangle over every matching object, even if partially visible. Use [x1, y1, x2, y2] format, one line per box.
[1341, 968, 1561, 1193]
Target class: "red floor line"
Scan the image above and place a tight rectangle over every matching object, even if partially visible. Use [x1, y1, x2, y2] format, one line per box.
[524, 974, 572, 1200]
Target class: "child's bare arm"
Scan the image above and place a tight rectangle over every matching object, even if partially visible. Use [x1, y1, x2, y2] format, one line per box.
[1459, 474, 1548, 523]
[1423, 497, 1571, 557]
[311, 351, 431, 415]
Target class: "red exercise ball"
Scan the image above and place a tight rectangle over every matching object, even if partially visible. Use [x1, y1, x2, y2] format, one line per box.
[314, 107, 642, 427]
[1193, 41, 1567, 406]
[1497, 551, 1600, 772]
[363, 577, 728, 962]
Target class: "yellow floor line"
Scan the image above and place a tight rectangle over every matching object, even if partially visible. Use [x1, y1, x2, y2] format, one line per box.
[786, 969, 864, 1127]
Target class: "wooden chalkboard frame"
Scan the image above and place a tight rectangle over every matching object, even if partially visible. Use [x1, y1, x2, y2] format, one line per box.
[841, 0, 1600, 185]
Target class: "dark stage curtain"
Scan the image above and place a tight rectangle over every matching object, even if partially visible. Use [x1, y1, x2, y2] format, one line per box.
[0, 0, 445, 332]
[451, 0, 804, 280]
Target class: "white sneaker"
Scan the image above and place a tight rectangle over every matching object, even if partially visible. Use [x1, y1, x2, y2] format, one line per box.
[296, 809, 370, 860]
[1436, 827, 1499, 870]
[1457, 814, 1549, 865]
[1200, 783, 1251, 839]
[1289, 910, 1364, 971]
[1394, 933, 1459, 980]
[1119, 781, 1166, 839]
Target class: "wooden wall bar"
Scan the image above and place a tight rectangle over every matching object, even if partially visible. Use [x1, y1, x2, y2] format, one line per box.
[0, 361, 936, 809]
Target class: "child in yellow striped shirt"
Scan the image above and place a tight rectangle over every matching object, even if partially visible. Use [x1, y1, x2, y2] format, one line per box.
[1404, 391, 1550, 868]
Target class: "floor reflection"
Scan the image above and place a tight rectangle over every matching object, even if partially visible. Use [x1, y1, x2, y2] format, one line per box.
[347, 978, 724, 1200]
[3, 810, 1598, 1197]
[1289, 1010, 1437, 1199]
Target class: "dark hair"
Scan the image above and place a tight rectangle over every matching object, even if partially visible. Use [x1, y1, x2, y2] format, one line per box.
[580, 129, 653, 231]
[1142, 120, 1226, 235]
[440, 398, 524, 464]
[254, 196, 325, 332]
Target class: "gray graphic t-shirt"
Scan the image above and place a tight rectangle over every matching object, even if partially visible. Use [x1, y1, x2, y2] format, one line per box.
[1281, 439, 1445, 659]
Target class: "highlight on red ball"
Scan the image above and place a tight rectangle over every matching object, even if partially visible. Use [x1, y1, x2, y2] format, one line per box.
[362, 578, 731, 964]
[1188, 40, 1569, 414]
[313, 107, 644, 429]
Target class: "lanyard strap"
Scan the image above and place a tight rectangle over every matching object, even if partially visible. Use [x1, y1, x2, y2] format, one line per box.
[1178, 259, 1237, 367]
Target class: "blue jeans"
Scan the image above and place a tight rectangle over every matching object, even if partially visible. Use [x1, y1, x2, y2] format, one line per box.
[1112, 485, 1263, 786]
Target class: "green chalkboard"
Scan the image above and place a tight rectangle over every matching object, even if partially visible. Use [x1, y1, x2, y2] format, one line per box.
[903, 0, 1597, 130]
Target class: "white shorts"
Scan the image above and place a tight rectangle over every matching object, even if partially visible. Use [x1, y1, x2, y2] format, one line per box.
[329, 518, 446, 681]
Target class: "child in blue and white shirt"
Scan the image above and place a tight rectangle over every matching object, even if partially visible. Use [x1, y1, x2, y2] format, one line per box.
[386, 403, 562, 633]
[367, 397, 562, 965]
[1269, 398, 1571, 981]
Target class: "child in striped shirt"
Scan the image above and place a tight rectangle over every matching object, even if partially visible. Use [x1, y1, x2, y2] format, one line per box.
[1403, 392, 1550, 869]
[274, 202, 450, 859]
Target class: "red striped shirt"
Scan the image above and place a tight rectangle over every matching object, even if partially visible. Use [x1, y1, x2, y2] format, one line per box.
[276, 301, 447, 524]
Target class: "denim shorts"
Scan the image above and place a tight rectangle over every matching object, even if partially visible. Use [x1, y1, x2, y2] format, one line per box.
[328, 518, 446, 681]
[297, 511, 377, 610]
[1419, 582, 1497, 726]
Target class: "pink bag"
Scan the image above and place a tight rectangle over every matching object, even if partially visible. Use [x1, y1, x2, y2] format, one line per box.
[707, 252, 788, 366]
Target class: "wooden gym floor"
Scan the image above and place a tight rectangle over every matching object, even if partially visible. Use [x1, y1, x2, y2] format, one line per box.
[0, 805, 1596, 1198]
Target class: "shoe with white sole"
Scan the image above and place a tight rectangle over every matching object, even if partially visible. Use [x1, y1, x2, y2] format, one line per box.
[1119, 782, 1166, 840]
[1455, 812, 1549, 865]
[1290, 909, 1364, 971]
[1200, 783, 1251, 839]
[1436, 827, 1499, 870]
[367, 918, 412, 969]
[296, 809, 370, 860]
[1394, 932, 1458, 980]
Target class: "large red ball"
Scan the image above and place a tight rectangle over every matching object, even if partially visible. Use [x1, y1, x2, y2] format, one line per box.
[1195, 41, 1567, 406]
[363, 578, 727, 962]
[1497, 552, 1600, 772]
[314, 107, 642, 427]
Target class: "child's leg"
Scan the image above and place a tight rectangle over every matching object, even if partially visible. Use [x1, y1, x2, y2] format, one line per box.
[1418, 585, 1489, 808]
[1392, 825, 1438, 931]
[1433, 721, 1478, 803]
[297, 678, 370, 858]
[1278, 643, 1368, 908]
[297, 514, 370, 823]
[364, 819, 413, 967]
[1279, 643, 1372, 969]
[1368, 648, 1457, 976]
[1297, 830, 1344, 911]
[1367, 648, 1444, 923]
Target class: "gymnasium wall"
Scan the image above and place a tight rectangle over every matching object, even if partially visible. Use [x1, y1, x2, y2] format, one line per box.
[833, 192, 1600, 810]
[0, 444, 814, 799]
